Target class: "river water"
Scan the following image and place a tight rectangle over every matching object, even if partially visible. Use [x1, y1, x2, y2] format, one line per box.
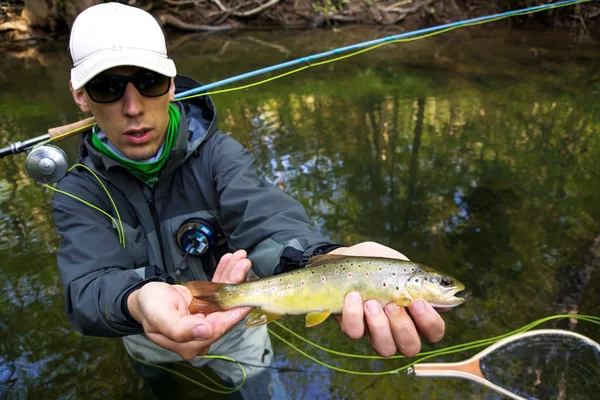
[0, 25, 599, 399]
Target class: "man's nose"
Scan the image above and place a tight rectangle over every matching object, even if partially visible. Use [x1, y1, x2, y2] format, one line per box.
[121, 83, 144, 117]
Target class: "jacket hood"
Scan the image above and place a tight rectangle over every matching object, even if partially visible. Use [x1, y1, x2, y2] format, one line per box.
[77, 75, 219, 178]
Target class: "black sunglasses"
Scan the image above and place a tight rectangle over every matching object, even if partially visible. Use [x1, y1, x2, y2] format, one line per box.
[84, 70, 171, 103]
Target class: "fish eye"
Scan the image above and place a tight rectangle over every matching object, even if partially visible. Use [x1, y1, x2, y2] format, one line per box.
[441, 277, 452, 286]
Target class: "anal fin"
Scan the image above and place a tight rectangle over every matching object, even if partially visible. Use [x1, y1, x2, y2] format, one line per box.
[305, 310, 332, 327]
[246, 308, 283, 327]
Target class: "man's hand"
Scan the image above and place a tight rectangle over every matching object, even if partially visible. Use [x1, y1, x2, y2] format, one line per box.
[329, 242, 447, 357]
[127, 250, 252, 360]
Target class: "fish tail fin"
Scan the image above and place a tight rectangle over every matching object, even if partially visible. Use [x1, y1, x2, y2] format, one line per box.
[185, 281, 227, 313]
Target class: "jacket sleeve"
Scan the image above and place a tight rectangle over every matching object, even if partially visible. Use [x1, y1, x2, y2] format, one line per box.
[208, 133, 343, 277]
[51, 173, 153, 337]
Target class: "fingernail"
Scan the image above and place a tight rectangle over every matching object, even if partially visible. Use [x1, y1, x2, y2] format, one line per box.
[194, 325, 210, 340]
[366, 301, 380, 315]
[346, 292, 361, 302]
[411, 300, 426, 314]
[385, 303, 400, 316]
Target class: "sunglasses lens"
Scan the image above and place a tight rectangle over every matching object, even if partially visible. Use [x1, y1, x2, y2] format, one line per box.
[134, 72, 170, 97]
[84, 71, 170, 103]
[85, 75, 126, 103]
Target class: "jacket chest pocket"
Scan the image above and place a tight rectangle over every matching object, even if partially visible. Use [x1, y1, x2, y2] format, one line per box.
[122, 223, 150, 268]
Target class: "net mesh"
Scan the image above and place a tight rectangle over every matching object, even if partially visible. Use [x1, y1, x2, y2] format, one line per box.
[480, 331, 600, 400]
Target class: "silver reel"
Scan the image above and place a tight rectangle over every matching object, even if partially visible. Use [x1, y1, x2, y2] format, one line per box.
[25, 145, 69, 184]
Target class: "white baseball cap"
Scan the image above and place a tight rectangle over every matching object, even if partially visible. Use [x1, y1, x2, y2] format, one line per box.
[69, 2, 177, 90]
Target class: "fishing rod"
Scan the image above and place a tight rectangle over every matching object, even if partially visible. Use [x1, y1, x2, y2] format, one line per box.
[0, 0, 590, 183]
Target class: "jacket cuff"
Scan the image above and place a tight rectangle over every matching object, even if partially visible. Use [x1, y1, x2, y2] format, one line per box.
[276, 243, 346, 274]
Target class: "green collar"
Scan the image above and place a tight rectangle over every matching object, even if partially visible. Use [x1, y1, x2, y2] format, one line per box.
[91, 103, 181, 186]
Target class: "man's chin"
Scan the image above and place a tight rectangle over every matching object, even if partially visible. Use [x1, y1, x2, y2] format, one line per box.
[122, 146, 160, 161]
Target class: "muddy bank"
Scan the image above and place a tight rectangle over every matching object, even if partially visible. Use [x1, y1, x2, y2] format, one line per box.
[1, 0, 599, 53]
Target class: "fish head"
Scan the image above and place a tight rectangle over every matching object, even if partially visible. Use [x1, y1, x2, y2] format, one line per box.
[405, 269, 465, 308]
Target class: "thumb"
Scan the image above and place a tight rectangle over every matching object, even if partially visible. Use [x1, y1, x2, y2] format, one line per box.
[151, 312, 215, 343]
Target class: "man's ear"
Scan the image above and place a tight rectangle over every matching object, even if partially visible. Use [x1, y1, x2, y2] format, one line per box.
[70, 81, 92, 113]
[168, 78, 176, 101]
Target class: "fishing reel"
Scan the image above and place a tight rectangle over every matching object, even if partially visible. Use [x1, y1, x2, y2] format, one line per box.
[0, 116, 95, 184]
[25, 144, 69, 184]
[176, 219, 217, 257]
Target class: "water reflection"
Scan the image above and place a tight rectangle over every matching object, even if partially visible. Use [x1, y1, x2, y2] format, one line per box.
[0, 27, 599, 399]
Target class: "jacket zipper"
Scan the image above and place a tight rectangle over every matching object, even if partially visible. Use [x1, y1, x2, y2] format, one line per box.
[147, 196, 169, 275]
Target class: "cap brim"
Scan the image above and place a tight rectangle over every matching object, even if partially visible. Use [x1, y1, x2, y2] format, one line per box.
[70, 48, 177, 90]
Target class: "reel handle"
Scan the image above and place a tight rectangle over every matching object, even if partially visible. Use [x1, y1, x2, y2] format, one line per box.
[48, 116, 96, 142]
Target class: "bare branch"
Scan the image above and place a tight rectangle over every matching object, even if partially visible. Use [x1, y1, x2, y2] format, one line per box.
[211, 0, 281, 17]
[155, 11, 233, 31]
[245, 36, 290, 55]
[0, 20, 29, 32]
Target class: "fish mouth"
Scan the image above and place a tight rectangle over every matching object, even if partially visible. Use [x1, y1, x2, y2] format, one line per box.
[437, 285, 466, 307]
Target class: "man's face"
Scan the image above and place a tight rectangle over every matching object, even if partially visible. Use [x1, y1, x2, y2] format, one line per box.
[70, 66, 175, 161]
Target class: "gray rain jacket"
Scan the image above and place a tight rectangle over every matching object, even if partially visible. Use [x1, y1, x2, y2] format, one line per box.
[52, 76, 338, 350]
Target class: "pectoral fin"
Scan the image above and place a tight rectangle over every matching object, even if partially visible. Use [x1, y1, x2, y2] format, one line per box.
[246, 308, 283, 327]
[305, 310, 332, 327]
[393, 293, 411, 307]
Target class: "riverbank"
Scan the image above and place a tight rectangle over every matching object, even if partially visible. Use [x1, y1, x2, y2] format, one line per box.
[1, 0, 599, 54]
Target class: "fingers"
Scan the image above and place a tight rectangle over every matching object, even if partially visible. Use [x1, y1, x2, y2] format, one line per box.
[364, 300, 397, 357]
[145, 308, 251, 361]
[212, 249, 252, 284]
[340, 292, 364, 339]
[384, 303, 421, 357]
[408, 299, 446, 343]
[207, 306, 252, 336]
[340, 293, 446, 358]
[147, 331, 212, 360]
[149, 313, 214, 343]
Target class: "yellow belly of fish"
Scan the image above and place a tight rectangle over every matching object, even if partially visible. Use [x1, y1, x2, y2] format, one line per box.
[225, 276, 402, 327]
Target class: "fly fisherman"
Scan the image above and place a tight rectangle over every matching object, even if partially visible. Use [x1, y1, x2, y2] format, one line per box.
[53, 3, 447, 398]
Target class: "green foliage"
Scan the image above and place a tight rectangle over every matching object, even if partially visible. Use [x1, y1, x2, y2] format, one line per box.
[312, 0, 350, 15]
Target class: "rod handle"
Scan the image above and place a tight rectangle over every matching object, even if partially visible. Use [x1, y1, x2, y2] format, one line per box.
[48, 116, 96, 142]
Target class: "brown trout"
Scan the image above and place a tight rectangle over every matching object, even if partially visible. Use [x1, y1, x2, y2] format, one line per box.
[186, 254, 465, 328]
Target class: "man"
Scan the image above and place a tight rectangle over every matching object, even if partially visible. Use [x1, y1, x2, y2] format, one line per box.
[53, 3, 446, 398]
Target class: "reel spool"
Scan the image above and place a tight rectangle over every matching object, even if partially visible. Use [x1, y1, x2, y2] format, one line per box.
[25, 145, 69, 184]
[176, 219, 217, 256]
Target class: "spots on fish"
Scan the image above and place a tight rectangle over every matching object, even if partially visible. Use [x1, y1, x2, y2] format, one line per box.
[365, 272, 369, 277]
[321, 276, 326, 282]
[287, 284, 291, 289]
[228, 293, 232, 296]
[272, 287, 276, 292]
[335, 270, 339, 275]
[311, 270, 315, 274]
[301, 280, 305, 285]
[348, 273, 352, 278]
[392, 272, 396, 277]
[383, 282, 387, 287]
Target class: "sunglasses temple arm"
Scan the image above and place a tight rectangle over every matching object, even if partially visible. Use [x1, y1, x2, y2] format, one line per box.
[412, 358, 527, 400]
